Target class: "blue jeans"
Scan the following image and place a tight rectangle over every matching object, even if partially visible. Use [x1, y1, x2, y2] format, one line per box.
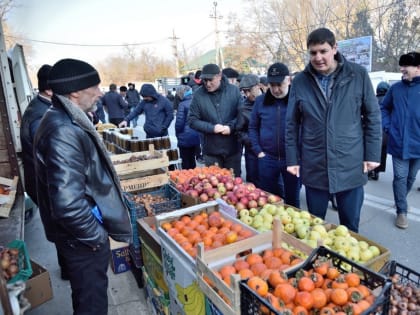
[392, 156, 420, 214]
[258, 155, 301, 207]
[244, 146, 258, 185]
[305, 186, 364, 232]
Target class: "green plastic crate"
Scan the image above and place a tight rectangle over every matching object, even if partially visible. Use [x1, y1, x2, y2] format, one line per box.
[6, 239, 33, 284]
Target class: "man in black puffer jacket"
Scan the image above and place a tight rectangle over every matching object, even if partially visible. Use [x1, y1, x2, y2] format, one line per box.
[34, 58, 132, 315]
[188, 64, 243, 177]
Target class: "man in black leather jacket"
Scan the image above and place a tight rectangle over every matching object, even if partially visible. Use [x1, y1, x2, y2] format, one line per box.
[34, 58, 132, 315]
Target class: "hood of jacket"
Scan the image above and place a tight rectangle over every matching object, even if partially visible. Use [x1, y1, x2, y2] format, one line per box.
[140, 84, 159, 99]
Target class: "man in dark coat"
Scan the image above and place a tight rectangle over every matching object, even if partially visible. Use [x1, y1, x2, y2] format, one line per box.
[188, 63, 243, 177]
[236, 74, 261, 185]
[102, 83, 128, 126]
[119, 83, 173, 138]
[126, 83, 140, 127]
[34, 58, 132, 314]
[21, 64, 52, 205]
[286, 28, 381, 232]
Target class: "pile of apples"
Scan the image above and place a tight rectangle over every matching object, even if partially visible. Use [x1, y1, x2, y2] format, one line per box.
[239, 204, 382, 264]
[174, 173, 281, 210]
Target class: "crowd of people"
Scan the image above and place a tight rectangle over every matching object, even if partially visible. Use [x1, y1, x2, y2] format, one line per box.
[19, 26, 419, 314]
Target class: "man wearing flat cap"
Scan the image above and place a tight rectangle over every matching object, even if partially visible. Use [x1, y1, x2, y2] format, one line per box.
[236, 74, 261, 184]
[249, 63, 301, 207]
[33, 58, 132, 314]
[381, 51, 420, 229]
[188, 63, 243, 176]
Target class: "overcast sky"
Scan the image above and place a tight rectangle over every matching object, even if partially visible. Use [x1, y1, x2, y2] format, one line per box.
[6, 0, 243, 69]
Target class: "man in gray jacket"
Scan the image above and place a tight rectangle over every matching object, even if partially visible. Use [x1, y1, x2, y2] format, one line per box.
[286, 28, 381, 232]
[188, 64, 243, 177]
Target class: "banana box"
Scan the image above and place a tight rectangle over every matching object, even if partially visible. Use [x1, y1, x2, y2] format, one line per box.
[141, 240, 169, 297]
[142, 267, 170, 315]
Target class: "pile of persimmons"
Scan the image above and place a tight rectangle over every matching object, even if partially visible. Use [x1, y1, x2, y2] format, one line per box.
[245, 256, 377, 315]
[161, 211, 254, 258]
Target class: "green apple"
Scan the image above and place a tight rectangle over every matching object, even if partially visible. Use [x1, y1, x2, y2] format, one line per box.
[312, 216, 324, 225]
[301, 218, 311, 227]
[347, 247, 360, 261]
[240, 215, 253, 225]
[300, 210, 311, 220]
[358, 240, 369, 251]
[259, 208, 268, 216]
[334, 236, 350, 251]
[262, 221, 273, 230]
[308, 230, 322, 241]
[249, 208, 259, 217]
[252, 219, 263, 229]
[360, 249, 373, 262]
[292, 217, 303, 226]
[368, 245, 381, 257]
[348, 236, 359, 247]
[322, 237, 333, 246]
[327, 230, 336, 238]
[312, 224, 328, 238]
[284, 223, 295, 234]
[280, 213, 292, 225]
[335, 225, 349, 237]
[266, 204, 277, 215]
[286, 207, 296, 215]
[296, 225, 309, 239]
[239, 209, 249, 217]
[263, 213, 273, 223]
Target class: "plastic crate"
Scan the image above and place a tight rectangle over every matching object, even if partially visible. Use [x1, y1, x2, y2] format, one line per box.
[125, 184, 180, 218]
[5, 240, 33, 284]
[240, 246, 391, 315]
[379, 260, 419, 314]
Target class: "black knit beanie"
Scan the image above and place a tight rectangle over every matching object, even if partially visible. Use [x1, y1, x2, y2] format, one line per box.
[37, 64, 52, 92]
[48, 58, 100, 95]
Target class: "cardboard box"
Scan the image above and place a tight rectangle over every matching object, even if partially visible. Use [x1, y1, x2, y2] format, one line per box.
[109, 238, 131, 274]
[24, 260, 53, 309]
[143, 267, 170, 315]
[0, 176, 18, 218]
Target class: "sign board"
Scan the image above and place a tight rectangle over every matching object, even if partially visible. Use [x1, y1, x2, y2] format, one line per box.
[338, 36, 372, 72]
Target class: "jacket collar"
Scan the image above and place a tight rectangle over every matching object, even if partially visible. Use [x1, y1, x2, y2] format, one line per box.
[263, 87, 289, 105]
[54, 94, 124, 195]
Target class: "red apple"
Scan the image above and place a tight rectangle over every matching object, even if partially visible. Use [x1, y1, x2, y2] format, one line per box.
[235, 202, 246, 211]
[240, 197, 249, 206]
[248, 199, 258, 209]
[257, 196, 267, 207]
[235, 187, 246, 199]
[206, 188, 217, 198]
[225, 181, 234, 191]
[199, 193, 209, 202]
[187, 189, 199, 198]
[248, 191, 258, 201]
[234, 177, 243, 185]
[194, 183, 203, 194]
[246, 183, 256, 191]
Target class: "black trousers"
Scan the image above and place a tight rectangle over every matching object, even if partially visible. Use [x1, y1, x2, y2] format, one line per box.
[55, 238, 110, 315]
[179, 146, 199, 169]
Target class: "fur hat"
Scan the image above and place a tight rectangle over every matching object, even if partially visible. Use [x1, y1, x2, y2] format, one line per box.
[37, 65, 52, 92]
[48, 58, 100, 95]
[399, 52, 420, 67]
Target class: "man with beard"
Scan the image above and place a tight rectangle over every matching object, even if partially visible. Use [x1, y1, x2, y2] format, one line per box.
[34, 58, 132, 314]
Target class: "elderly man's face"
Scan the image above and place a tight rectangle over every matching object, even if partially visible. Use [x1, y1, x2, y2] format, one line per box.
[242, 85, 262, 102]
[269, 77, 290, 99]
[202, 73, 222, 92]
[76, 85, 103, 112]
[400, 65, 420, 82]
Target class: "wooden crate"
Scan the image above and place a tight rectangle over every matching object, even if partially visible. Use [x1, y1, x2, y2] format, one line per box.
[119, 169, 169, 193]
[111, 147, 169, 176]
[0, 176, 18, 218]
[196, 220, 313, 315]
[324, 223, 390, 272]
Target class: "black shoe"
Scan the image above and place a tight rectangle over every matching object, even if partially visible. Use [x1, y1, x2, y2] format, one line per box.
[330, 195, 338, 211]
